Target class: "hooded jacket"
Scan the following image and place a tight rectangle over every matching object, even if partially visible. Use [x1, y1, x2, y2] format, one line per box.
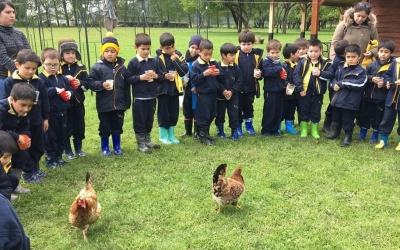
[384, 58, 400, 109]
[364, 57, 392, 102]
[330, 7, 378, 61]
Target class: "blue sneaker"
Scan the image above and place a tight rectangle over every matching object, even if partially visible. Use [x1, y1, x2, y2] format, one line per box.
[22, 172, 43, 183]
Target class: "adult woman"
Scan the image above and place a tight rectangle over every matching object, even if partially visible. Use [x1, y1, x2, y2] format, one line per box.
[329, 2, 378, 61]
[0, 1, 31, 84]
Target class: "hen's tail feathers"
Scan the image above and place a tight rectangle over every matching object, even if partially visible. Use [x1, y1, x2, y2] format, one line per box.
[86, 172, 90, 182]
[85, 172, 92, 189]
[213, 164, 227, 184]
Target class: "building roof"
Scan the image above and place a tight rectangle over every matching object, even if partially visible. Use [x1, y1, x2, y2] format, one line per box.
[271, 0, 359, 7]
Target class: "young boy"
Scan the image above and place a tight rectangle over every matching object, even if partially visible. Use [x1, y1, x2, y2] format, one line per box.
[39, 48, 75, 167]
[181, 34, 202, 138]
[58, 39, 88, 159]
[87, 33, 131, 156]
[357, 40, 395, 143]
[375, 56, 400, 150]
[0, 83, 35, 182]
[322, 40, 349, 133]
[125, 33, 162, 153]
[325, 44, 367, 146]
[215, 42, 242, 141]
[155, 32, 188, 144]
[281, 43, 300, 135]
[1, 49, 50, 181]
[0, 131, 30, 201]
[191, 39, 223, 146]
[294, 38, 309, 58]
[236, 30, 263, 136]
[261, 39, 286, 137]
[293, 39, 333, 139]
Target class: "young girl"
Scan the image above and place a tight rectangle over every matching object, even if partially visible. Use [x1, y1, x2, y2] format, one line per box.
[87, 33, 131, 156]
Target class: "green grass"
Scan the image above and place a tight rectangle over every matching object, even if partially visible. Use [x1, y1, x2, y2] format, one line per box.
[12, 27, 400, 249]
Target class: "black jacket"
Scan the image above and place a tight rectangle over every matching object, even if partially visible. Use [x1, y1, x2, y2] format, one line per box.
[191, 57, 223, 94]
[1, 72, 50, 125]
[0, 165, 12, 201]
[331, 63, 367, 111]
[88, 57, 131, 112]
[155, 49, 188, 96]
[0, 98, 31, 142]
[216, 61, 242, 99]
[236, 48, 263, 93]
[384, 58, 400, 109]
[60, 60, 89, 105]
[364, 57, 392, 102]
[262, 56, 285, 92]
[39, 71, 75, 116]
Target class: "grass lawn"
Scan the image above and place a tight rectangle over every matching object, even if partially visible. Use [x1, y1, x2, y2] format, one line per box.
[12, 27, 400, 249]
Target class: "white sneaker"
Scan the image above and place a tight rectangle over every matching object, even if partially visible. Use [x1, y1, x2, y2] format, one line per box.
[11, 194, 18, 201]
[13, 185, 31, 194]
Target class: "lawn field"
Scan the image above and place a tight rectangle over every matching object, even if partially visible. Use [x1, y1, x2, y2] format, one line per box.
[11, 27, 400, 249]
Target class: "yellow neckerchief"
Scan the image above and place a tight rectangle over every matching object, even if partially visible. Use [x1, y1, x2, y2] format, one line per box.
[2, 158, 11, 174]
[159, 53, 185, 94]
[284, 59, 297, 69]
[7, 97, 27, 117]
[136, 54, 152, 62]
[361, 39, 379, 69]
[220, 60, 234, 67]
[12, 71, 39, 81]
[377, 64, 391, 74]
[42, 69, 63, 78]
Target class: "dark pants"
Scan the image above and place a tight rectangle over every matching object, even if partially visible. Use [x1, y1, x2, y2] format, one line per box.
[282, 98, 297, 121]
[66, 104, 85, 140]
[196, 92, 217, 129]
[133, 98, 156, 134]
[98, 110, 124, 137]
[8, 174, 18, 191]
[378, 104, 400, 136]
[298, 94, 323, 123]
[261, 91, 284, 134]
[11, 148, 30, 173]
[29, 124, 44, 165]
[157, 95, 179, 129]
[359, 100, 385, 130]
[332, 107, 356, 131]
[238, 92, 256, 123]
[44, 115, 67, 159]
[182, 88, 195, 119]
[215, 94, 239, 129]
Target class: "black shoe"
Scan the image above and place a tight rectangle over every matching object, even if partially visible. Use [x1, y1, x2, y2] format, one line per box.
[58, 158, 69, 165]
[341, 130, 353, 147]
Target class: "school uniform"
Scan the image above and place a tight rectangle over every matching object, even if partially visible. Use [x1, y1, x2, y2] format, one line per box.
[281, 59, 297, 121]
[1, 72, 50, 170]
[39, 71, 74, 165]
[182, 51, 199, 136]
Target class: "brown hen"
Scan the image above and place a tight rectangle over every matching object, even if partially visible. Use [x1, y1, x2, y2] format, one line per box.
[69, 172, 101, 241]
[212, 164, 244, 213]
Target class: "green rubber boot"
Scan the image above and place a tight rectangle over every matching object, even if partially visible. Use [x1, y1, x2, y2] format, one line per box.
[311, 123, 320, 139]
[300, 121, 308, 138]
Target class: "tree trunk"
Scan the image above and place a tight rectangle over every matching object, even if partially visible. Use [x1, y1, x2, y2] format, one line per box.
[226, 12, 230, 28]
[188, 14, 192, 28]
[61, 0, 69, 26]
[52, 0, 60, 27]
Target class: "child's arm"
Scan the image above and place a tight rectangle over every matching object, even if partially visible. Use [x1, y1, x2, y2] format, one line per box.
[232, 65, 243, 94]
[0, 78, 13, 99]
[39, 80, 50, 132]
[172, 53, 189, 77]
[319, 61, 334, 81]
[293, 59, 305, 94]
[39, 75, 58, 98]
[336, 69, 367, 90]
[87, 66, 109, 91]
[262, 59, 282, 77]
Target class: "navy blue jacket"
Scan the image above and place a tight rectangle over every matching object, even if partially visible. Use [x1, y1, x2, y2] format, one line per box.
[364, 57, 393, 102]
[236, 48, 263, 93]
[384, 58, 400, 108]
[331, 55, 345, 74]
[1, 72, 50, 125]
[155, 49, 189, 96]
[282, 59, 297, 99]
[60, 60, 89, 105]
[0, 194, 30, 250]
[191, 57, 223, 94]
[88, 57, 131, 112]
[0, 166, 12, 201]
[216, 61, 242, 99]
[0, 98, 31, 141]
[39, 71, 74, 116]
[293, 56, 333, 95]
[262, 56, 285, 92]
[331, 63, 367, 110]
[125, 56, 163, 99]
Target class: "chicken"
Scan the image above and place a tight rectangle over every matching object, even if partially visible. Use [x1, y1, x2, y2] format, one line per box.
[69, 172, 101, 241]
[212, 164, 245, 213]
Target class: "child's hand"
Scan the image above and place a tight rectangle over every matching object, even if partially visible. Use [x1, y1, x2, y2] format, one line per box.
[66, 91, 72, 99]
[300, 90, 306, 97]
[56, 87, 63, 94]
[74, 78, 81, 87]
[254, 69, 262, 79]
[312, 68, 320, 76]
[214, 68, 220, 76]
[191, 87, 196, 94]
[364, 51, 372, 58]
[203, 69, 212, 77]
[165, 72, 174, 81]
[65, 75, 73, 80]
[18, 134, 31, 150]
[103, 82, 113, 90]
[334, 84, 340, 91]
[170, 53, 177, 61]
[43, 119, 49, 132]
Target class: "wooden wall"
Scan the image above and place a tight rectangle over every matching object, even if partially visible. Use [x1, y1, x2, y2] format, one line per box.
[371, 0, 400, 57]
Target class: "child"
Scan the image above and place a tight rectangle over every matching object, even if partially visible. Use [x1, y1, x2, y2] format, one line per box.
[1, 49, 50, 181]
[191, 39, 223, 146]
[293, 39, 333, 139]
[322, 40, 349, 133]
[215, 42, 242, 141]
[58, 39, 88, 159]
[87, 32, 131, 156]
[0, 131, 30, 201]
[294, 38, 309, 57]
[155, 32, 188, 144]
[281, 43, 300, 135]
[181, 34, 202, 138]
[125, 33, 162, 153]
[0, 83, 35, 182]
[261, 39, 286, 136]
[325, 44, 367, 146]
[236, 29, 263, 136]
[39, 48, 75, 167]
[375, 57, 400, 149]
[357, 40, 395, 143]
